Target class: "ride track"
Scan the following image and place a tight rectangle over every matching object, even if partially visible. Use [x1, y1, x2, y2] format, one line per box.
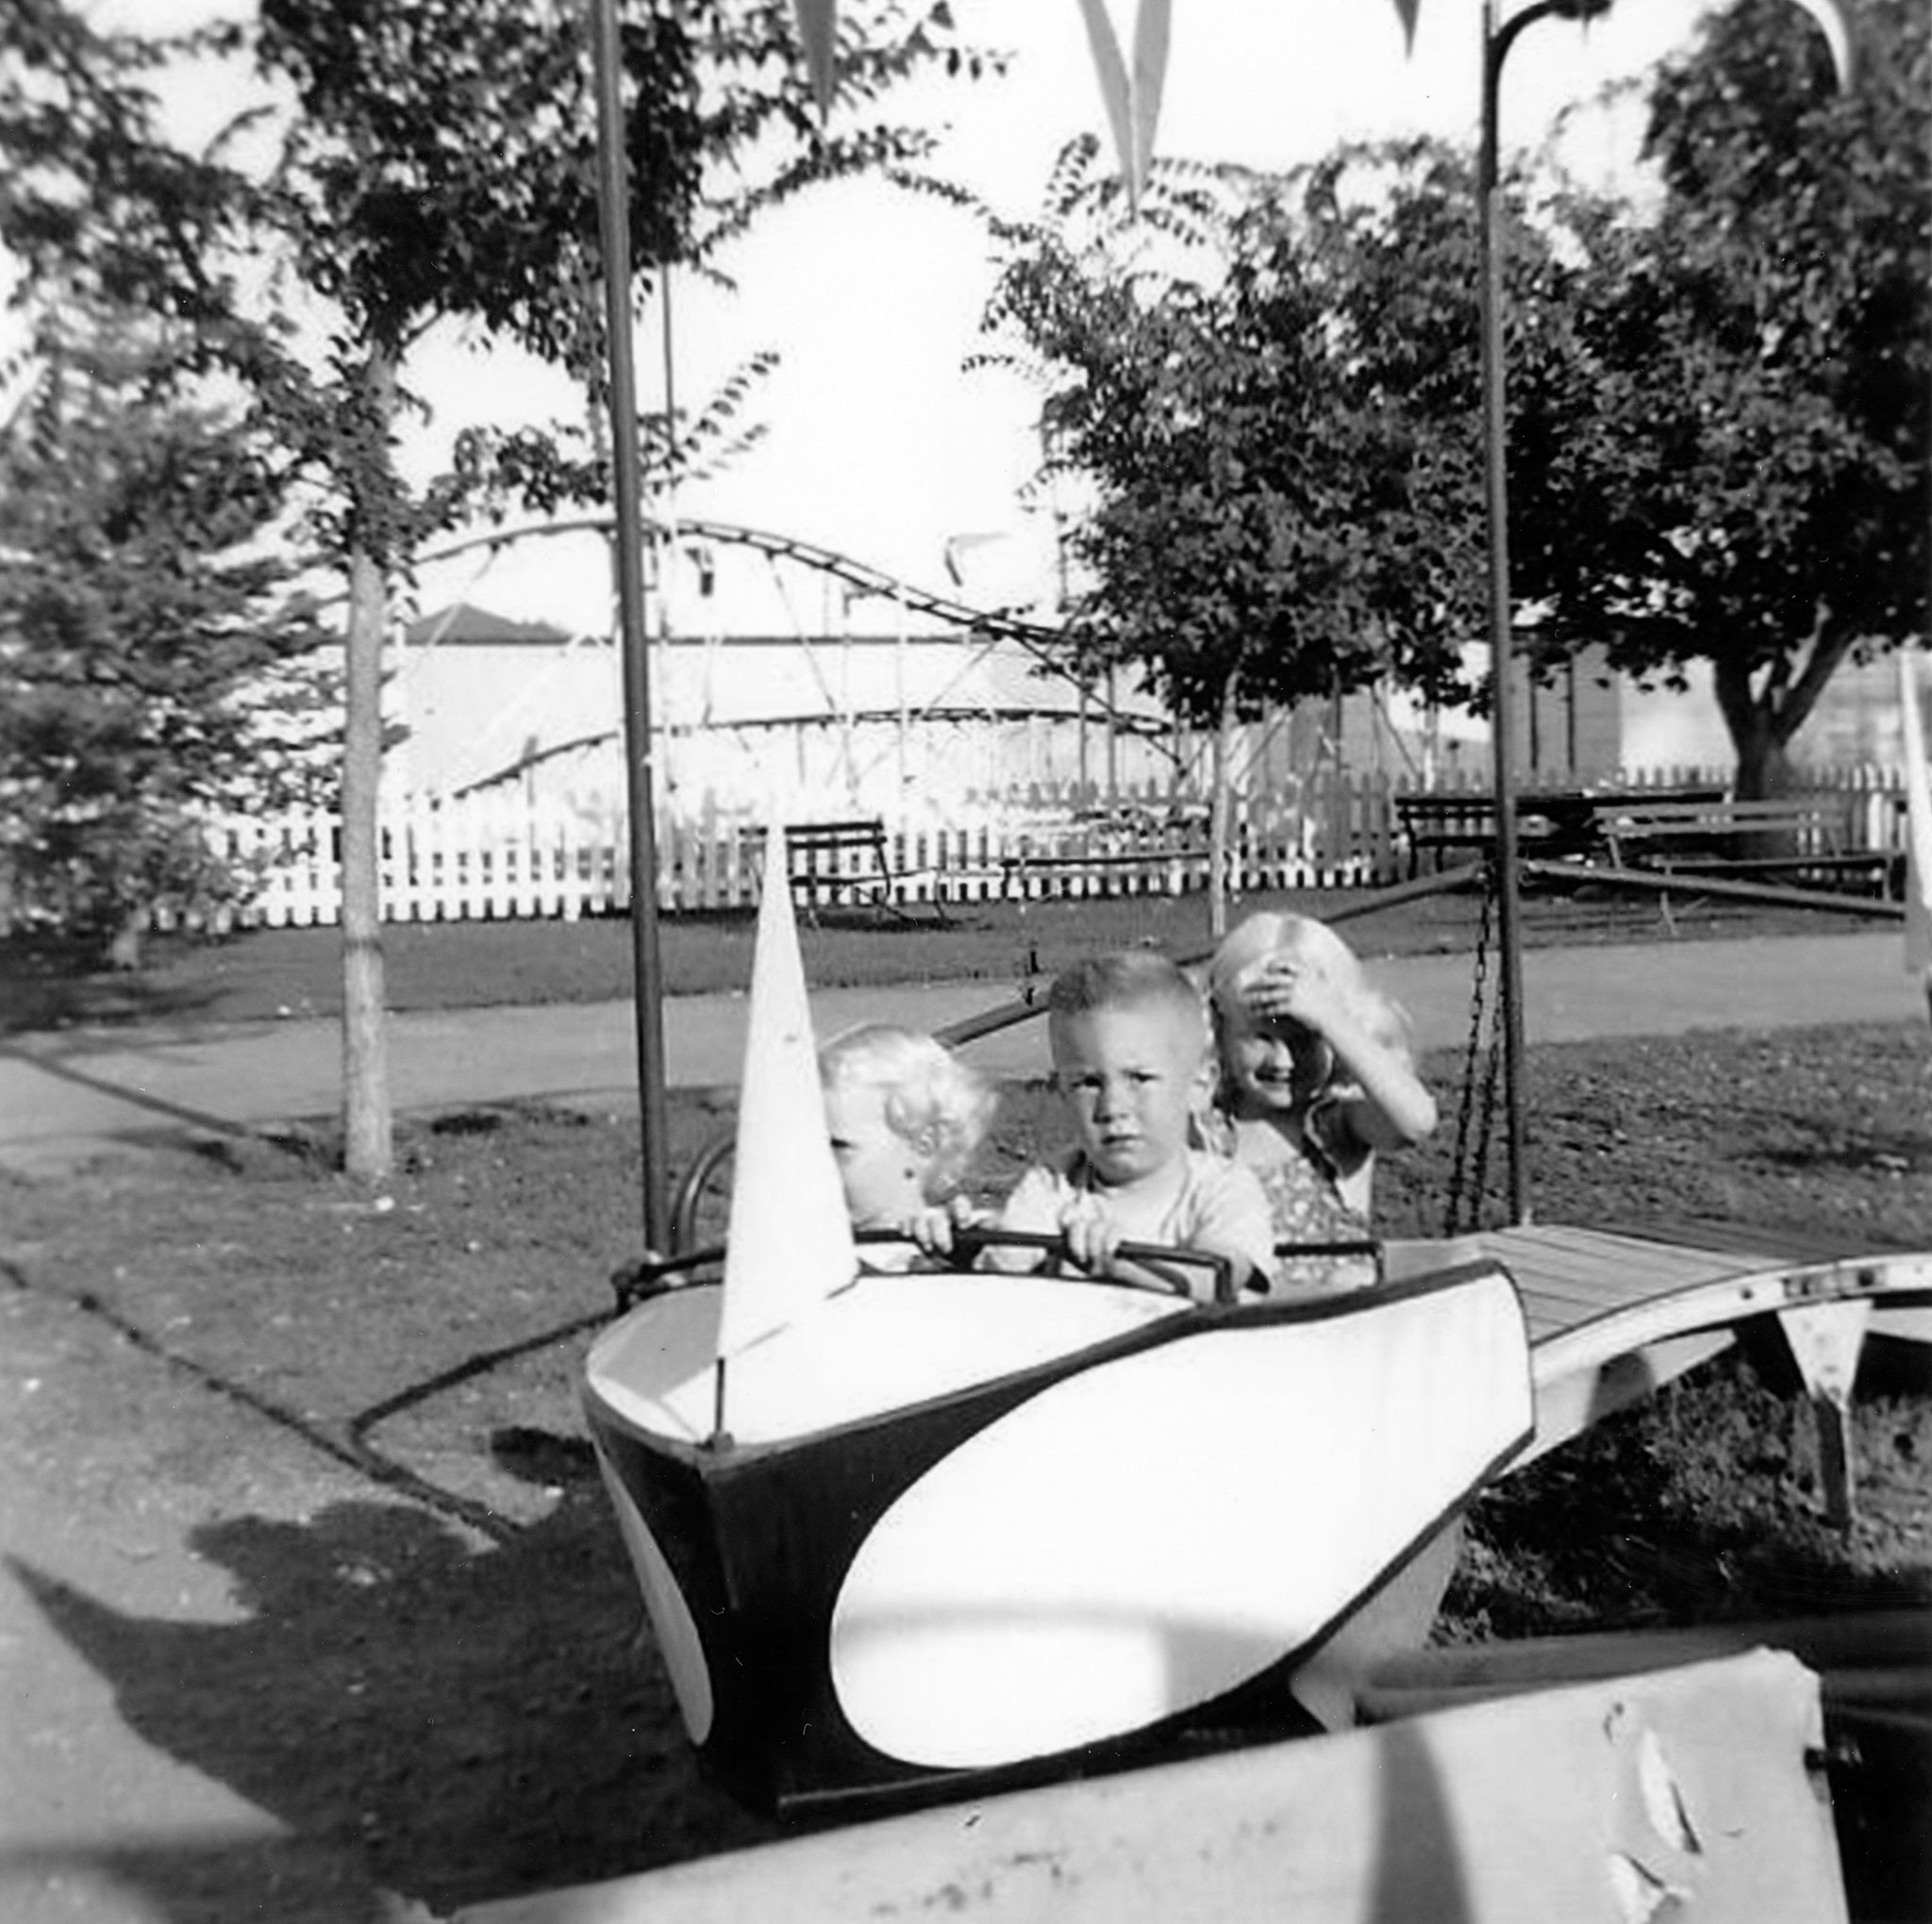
[402, 509, 1196, 794]
[414, 511, 1065, 657]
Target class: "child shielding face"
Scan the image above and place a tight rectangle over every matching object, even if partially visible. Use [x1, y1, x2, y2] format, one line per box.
[1208, 912, 1436, 1158]
[1215, 995, 1335, 1121]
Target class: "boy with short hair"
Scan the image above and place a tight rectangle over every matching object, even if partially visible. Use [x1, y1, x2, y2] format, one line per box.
[994, 952, 1274, 1299]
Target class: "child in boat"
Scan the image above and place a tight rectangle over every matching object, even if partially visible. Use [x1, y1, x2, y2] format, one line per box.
[819, 1023, 998, 1269]
[986, 951, 1274, 1300]
[1206, 912, 1437, 1292]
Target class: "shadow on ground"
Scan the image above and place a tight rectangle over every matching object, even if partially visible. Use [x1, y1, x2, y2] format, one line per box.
[9, 1434, 776, 1924]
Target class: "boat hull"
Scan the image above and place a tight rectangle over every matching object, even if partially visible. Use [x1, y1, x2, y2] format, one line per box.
[583, 1258, 1532, 1815]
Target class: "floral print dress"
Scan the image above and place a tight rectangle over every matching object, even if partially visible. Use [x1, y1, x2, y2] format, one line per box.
[1201, 1095, 1379, 1294]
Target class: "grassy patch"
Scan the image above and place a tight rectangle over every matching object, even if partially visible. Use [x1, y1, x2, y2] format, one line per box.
[0, 879, 1887, 1033]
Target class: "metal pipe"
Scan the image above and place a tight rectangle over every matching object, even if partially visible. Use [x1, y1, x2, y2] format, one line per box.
[1521, 859, 1907, 919]
[1479, 0, 1582, 1225]
[933, 864, 1489, 1053]
[590, 0, 672, 1252]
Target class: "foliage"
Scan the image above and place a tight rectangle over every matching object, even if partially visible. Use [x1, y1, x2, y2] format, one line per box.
[1, 0, 998, 554]
[1291, 139, 1622, 710]
[0, 316, 330, 954]
[982, 136, 1618, 732]
[0, 0, 994, 1169]
[1520, 0, 1931, 794]
[983, 140, 1455, 727]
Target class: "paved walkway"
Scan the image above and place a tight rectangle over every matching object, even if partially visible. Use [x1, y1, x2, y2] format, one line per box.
[1, 930, 1922, 1177]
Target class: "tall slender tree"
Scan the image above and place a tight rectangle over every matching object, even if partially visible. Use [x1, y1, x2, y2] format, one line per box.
[2, 0, 991, 1176]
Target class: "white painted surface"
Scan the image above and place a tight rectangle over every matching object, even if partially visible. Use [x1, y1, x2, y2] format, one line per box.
[452, 1656, 1843, 1924]
[591, 1447, 715, 1744]
[583, 1273, 1184, 1447]
[829, 1268, 1531, 1767]
[715, 829, 856, 1365]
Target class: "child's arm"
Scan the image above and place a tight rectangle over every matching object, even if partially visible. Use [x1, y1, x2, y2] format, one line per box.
[1065, 1160, 1273, 1301]
[1246, 958, 1437, 1151]
[979, 1165, 1062, 1271]
[1182, 1157, 1275, 1298]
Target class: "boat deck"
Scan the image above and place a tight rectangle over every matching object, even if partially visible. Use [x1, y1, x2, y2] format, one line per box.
[1424, 1221, 1932, 1517]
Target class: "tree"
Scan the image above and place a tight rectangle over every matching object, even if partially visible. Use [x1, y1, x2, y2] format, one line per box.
[2, 0, 990, 1177]
[0, 314, 329, 963]
[983, 140, 1541, 929]
[1522, 0, 1930, 798]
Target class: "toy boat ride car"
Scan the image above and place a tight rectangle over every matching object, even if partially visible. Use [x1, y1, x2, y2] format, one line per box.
[584, 1241, 1531, 1815]
[580, 836, 1533, 1816]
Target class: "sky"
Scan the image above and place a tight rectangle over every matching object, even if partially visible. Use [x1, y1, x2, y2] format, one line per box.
[59, 0, 1720, 634]
[411, 0, 1708, 634]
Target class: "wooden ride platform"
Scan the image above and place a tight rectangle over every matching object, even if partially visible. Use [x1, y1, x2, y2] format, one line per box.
[1389, 1221, 1932, 1523]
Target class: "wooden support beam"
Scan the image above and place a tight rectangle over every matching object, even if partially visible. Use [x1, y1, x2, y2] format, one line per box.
[1777, 1300, 1874, 1529]
[452, 1652, 1845, 1924]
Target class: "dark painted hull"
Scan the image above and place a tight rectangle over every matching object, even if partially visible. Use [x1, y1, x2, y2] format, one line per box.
[583, 1258, 1532, 1816]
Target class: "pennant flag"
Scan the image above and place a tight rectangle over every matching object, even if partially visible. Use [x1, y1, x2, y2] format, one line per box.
[1790, 0, 1856, 89]
[1899, 651, 1932, 998]
[716, 820, 857, 1363]
[792, 0, 839, 121]
[1074, 0, 1172, 217]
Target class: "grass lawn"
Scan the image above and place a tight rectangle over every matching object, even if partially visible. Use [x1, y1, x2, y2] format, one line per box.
[0, 874, 1893, 1033]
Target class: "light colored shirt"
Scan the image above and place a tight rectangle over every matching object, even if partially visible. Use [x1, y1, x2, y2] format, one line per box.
[996, 1149, 1275, 1300]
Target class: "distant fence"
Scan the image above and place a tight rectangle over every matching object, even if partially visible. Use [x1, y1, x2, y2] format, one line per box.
[120, 764, 1914, 933]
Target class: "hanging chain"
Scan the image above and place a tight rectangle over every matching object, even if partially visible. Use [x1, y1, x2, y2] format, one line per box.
[1467, 968, 1506, 1233]
[1445, 861, 1497, 1236]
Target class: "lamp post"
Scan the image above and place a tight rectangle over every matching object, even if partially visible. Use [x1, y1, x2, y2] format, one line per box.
[1478, 0, 1613, 1225]
[590, 0, 673, 1253]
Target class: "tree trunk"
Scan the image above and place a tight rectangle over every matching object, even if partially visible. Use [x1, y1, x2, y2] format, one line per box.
[341, 520, 391, 1183]
[107, 911, 143, 972]
[1208, 672, 1241, 942]
[1712, 655, 1806, 863]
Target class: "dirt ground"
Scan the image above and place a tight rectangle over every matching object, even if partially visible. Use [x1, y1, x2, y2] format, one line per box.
[3, 1020, 1929, 1923]
[1, 1105, 783, 1924]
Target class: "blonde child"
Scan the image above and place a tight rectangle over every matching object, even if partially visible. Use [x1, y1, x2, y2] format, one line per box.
[819, 1024, 998, 1269]
[1206, 912, 1437, 1292]
[991, 952, 1274, 1300]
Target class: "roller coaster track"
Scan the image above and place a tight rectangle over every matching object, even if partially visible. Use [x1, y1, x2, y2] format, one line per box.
[412, 511, 1070, 666]
[407, 510, 1173, 801]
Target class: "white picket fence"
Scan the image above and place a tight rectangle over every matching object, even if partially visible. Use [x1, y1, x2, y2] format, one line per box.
[156, 766, 1912, 932]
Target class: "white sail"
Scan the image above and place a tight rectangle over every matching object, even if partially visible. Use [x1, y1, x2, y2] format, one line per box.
[716, 821, 858, 1363]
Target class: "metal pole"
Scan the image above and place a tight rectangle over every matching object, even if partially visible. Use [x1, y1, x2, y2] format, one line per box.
[1479, 0, 1548, 1226]
[590, 0, 671, 1253]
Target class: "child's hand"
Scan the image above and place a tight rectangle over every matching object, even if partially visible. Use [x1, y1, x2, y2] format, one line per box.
[907, 1193, 983, 1259]
[1058, 1193, 1123, 1274]
[1243, 954, 1346, 1037]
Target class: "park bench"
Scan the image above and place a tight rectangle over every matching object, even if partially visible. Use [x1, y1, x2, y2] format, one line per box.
[1593, 796, 1897, 894]
[747, 818, 948, 925]
[997, 842, 1210, 900]
[1392, 790, 1621, 876]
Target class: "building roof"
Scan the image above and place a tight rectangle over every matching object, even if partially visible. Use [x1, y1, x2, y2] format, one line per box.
[404, 602, 575, 647]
